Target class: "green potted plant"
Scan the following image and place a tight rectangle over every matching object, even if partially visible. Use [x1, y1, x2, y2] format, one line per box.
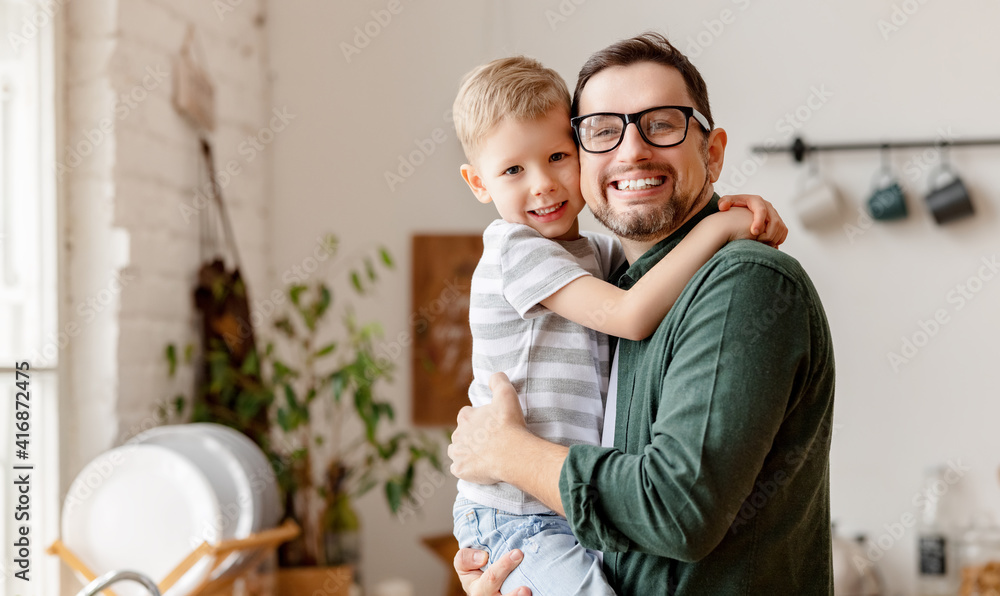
[165, 236, 445, 584]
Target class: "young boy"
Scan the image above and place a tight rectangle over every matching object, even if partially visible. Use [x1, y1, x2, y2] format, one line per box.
[451, 56, 786, 595]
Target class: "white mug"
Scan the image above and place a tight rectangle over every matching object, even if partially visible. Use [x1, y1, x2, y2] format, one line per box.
[794, 174, 842, 230]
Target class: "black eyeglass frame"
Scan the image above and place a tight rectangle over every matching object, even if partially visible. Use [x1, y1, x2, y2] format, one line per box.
[571, 105, 712, 154]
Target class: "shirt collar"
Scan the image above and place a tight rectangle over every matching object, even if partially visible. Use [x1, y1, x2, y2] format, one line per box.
[616, 193, 721, 290]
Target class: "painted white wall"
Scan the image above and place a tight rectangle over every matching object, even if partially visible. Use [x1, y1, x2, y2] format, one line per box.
[267, 3, 494, 594]
[268, 1, 1000, 594]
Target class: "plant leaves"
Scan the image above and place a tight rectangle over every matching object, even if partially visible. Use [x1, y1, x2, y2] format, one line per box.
[160, 234, 458, 534]
[165, 344, 177, 377]
[289, 284, 307, 306]
[236, 391, 262, 422]
[321, 234, 339, 257]
[316, 284, 332, 320]
[208, 357, 232, 393]
[240, 349, 259, 376]
[330, 371, 347, 402]
[276, 408, 291, 432]
[192, 401, 211, 422]
[284, 384, 298, 410]
[385, 477, 404, 513]
[299, 302, 318, 333]
[354, 385, 376, 442]
[355, 474, 377, 498]
[274, 317, 295, 338]
[211, 277, 228, 302]
[314, 342, 337, 358]
[379, 247, 394, 268]
[271, 360, 298, 384]
[373, 402, 395, 423]
[377, 433, 402, 460]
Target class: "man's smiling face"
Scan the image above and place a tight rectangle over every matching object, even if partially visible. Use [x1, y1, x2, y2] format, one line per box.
[576, 61, 726, 245]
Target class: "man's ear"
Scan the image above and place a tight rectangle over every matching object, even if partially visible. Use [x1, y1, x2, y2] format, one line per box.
[705, 127, 728, 184]
[461, 164, 492, 204]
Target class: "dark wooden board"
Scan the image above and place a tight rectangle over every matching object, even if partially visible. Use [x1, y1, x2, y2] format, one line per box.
[410, 235, 482, 427]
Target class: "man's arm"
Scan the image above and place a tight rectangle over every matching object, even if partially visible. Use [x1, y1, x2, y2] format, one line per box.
[451, 251, 828, 561]
[448, 372, 568, 515]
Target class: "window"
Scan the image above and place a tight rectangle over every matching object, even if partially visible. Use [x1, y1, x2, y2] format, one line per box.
[1, 0, 60, 592]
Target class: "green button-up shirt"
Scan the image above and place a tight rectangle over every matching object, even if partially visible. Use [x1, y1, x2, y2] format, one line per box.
[559, 196, 835, 595]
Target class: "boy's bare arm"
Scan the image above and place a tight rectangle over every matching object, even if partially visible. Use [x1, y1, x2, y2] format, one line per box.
[541, 196, 786, 341]
[539, 219, 727, 340]
[539, 211, 747, 340]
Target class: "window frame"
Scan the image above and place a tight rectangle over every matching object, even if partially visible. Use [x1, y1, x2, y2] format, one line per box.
[1, 1, 62, 593]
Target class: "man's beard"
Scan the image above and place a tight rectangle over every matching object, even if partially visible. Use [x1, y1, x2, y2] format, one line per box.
[591, 162, 713, 243]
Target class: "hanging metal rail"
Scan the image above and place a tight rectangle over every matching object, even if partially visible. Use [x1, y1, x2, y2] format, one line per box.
[750, 136, 1000, 163]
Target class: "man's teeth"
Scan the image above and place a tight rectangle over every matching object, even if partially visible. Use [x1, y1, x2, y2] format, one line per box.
[615, 177, 664, 191]
[533, 202, 564, 215]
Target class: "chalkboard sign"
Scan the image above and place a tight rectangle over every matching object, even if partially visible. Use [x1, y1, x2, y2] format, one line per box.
[411, 234, 482, 426]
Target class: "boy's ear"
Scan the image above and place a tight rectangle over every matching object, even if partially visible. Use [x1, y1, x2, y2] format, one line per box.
[461, 164, 492, 204]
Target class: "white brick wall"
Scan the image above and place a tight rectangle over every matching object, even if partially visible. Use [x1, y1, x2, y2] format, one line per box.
[61, 0, 272, 591]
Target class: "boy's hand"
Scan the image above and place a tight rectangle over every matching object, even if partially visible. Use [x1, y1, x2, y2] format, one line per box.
[718, 194, 788, 247]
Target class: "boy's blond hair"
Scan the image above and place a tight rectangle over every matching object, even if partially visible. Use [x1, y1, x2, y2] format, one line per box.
[453, 56, 571, 161]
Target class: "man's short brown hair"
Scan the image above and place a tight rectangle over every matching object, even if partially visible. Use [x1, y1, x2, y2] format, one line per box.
[572, 32, 714, 130]
[453, 56, 571, 161]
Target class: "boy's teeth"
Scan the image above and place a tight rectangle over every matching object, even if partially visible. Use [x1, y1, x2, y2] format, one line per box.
[615, 177, 665, 191]
[533, 202, 564, 215]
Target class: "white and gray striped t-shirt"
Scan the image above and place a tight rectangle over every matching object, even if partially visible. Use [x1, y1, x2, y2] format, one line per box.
[457, 219, 625, 515]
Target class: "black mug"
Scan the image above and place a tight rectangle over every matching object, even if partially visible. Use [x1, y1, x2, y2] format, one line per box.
[926, 168, 974, 225]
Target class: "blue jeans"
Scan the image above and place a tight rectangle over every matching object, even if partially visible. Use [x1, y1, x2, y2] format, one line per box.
[453, 497, 616, 596]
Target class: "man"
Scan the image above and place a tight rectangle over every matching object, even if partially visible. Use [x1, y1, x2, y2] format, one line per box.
[449, 32, 835, 596]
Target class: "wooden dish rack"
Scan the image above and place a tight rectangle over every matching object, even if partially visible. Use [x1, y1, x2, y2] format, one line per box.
[46, 520, 300, 596]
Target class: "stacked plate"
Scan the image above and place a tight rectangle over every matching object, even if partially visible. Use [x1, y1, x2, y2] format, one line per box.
[62, 423, 282, 595]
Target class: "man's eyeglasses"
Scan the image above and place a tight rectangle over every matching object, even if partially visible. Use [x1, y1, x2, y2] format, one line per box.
[571, 106, 711, 154]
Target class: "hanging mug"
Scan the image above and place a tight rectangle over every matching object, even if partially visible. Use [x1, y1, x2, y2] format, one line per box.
[867, 147, 907, 221]
[794, 160, 842, 230]
[925, 164, 974, 225]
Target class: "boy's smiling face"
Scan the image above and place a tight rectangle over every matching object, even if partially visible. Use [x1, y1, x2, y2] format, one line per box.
[461, 107, 585, 241]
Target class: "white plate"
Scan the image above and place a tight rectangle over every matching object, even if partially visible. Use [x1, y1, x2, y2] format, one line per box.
[133, 425, 256, 577]
[62, 444, 220, 596]
[190, 423, 283, 531]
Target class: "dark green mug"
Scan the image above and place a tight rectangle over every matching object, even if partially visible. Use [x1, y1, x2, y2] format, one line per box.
[867, 181, 908, 221]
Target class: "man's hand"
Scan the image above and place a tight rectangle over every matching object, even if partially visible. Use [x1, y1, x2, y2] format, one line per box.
[449, 372, 529, 485]
[718, 194, 788, 247]
[454, 548, 531, 596]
